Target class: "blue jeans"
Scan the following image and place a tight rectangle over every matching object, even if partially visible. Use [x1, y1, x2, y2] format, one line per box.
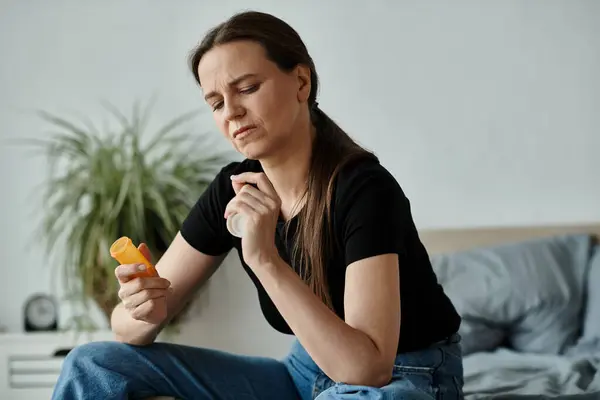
[52, 333, 464, 399]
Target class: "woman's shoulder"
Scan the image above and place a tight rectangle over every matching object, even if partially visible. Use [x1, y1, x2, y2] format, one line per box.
[334, 155, 404, 199]
[328, 155, 411, 233]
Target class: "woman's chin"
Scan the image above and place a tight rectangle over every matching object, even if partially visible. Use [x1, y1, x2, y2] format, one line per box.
[236, 142, 272, 160]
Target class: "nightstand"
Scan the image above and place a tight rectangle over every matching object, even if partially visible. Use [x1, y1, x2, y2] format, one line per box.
[0, 330, 115, 400]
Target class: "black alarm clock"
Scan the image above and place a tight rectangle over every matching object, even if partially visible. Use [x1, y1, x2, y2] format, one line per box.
[23, 293, 58, 332]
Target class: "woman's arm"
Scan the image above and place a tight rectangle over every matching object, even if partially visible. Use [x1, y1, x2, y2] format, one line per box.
[111, 232, 226, 345]
[225, 171, 402, 387]
[254, 254, 400, 387]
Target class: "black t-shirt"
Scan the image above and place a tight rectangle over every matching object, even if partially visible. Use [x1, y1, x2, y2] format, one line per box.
[181, 157, 461, 353]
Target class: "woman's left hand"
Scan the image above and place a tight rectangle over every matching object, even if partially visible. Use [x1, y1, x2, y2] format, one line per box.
[224, 172, 282, 269]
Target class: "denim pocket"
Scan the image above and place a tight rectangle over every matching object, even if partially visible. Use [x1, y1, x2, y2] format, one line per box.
[392, 364, 435, 376]
[390, 364, 436, 398]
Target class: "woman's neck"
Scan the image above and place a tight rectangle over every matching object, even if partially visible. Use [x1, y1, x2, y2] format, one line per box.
[260, 120, 315, 221]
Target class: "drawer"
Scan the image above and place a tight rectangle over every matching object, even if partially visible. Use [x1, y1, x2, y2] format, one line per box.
[0, 331, 114, 399]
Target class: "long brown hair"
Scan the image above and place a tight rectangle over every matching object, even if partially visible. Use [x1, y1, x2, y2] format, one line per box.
[188, 11, 377, 309]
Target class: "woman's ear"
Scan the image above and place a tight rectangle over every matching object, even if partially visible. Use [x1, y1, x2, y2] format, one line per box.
[295, 64, 312, 103]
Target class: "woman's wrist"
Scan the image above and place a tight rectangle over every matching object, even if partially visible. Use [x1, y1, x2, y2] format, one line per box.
[249, 250, 284, 275]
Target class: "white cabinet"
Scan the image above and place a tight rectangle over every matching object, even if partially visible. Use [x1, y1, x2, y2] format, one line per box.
[0, 330, 115, 400]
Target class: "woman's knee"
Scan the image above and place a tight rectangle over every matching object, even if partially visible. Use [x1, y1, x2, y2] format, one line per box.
[62, 341, 130, 372]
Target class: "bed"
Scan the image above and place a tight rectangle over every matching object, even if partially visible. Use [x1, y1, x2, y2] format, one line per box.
[419, 222, 600, 399]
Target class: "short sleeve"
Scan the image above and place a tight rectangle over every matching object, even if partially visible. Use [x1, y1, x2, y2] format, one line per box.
[336, 161, 411, 266]
[180, 162, 239, 256]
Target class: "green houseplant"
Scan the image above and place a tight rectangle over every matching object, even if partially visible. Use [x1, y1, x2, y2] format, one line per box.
[22, 101, 231, 331]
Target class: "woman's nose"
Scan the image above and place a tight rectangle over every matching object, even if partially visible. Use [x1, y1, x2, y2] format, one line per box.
[223, 100, 245, 121]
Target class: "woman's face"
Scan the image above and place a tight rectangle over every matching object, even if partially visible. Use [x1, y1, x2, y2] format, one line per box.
[197, 40, 312, 160]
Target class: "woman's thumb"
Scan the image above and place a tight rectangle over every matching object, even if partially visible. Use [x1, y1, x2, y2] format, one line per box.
[232, 180, 245, 195]
[137, 243, 153, 264]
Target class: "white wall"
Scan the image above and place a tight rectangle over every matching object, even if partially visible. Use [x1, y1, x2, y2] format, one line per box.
[1, 0, 599, 357]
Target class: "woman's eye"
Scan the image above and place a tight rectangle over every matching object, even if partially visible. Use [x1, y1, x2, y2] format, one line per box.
[212, 101, 223, 111]
[240, 84, 259, 94]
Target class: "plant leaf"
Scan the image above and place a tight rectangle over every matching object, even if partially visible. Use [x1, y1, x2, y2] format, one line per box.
[18, 99, 233, 329]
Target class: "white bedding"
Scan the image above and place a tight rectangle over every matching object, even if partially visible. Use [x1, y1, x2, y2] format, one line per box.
[463, 339, 600, 399]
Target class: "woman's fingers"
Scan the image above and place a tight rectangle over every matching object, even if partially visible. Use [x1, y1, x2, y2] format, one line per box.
[122, 288, 167, 310]
[225, 183, 279, 218]
[231, 172, 278, 199]
[118, 277, 171, 300]
[225, 190, 266, 217]
[224, 197, 259, 219]
[241, 184, 280, 212]
[137, 243, 153, 264]
[115, 263, 147, 283]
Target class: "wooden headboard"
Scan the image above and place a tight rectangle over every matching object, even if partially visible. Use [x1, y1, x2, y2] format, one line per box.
[418, 223, 600, 255]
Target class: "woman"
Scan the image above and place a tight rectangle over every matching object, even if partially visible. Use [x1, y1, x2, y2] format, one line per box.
[52, 10, 463, 400]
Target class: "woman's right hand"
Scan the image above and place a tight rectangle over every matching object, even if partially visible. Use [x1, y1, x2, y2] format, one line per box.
[114, 243, 171, 325]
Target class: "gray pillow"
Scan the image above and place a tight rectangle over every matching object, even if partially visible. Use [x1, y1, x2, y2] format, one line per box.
[431, 234, 592, 355]
[581, 244, 600, 340]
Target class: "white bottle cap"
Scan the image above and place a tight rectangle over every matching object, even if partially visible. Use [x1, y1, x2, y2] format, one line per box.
[226, 213, 246, 238]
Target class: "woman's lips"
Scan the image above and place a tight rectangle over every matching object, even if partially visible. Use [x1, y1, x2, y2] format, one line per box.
[233, 125, 257, 139]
